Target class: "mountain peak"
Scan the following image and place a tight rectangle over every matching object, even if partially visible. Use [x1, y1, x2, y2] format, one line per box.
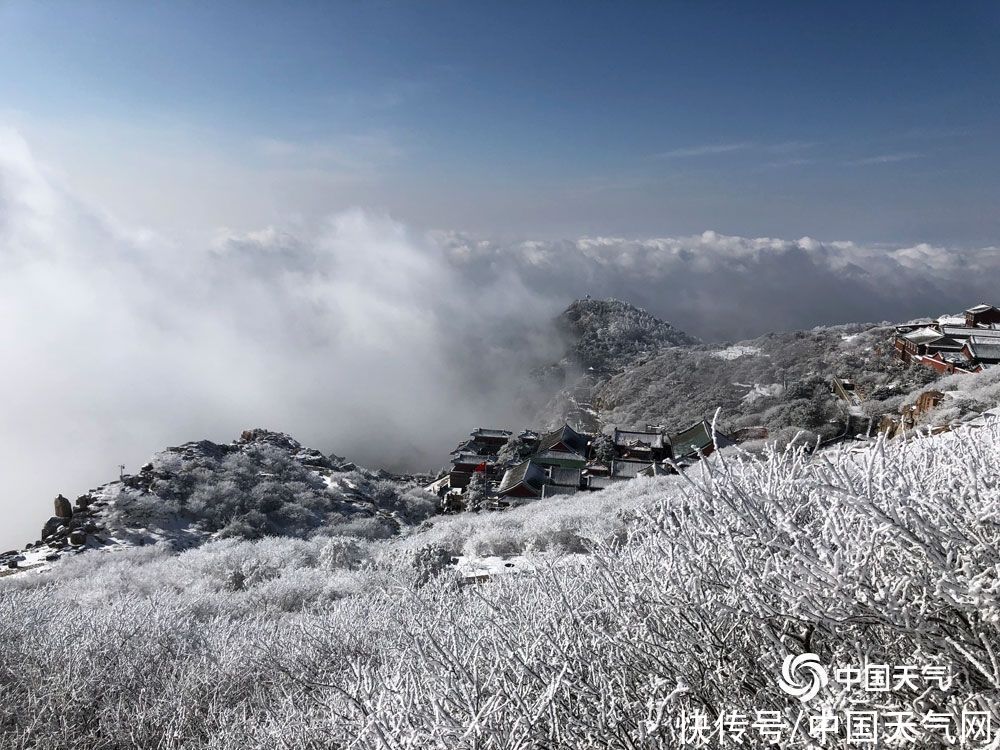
[557, 297, 699, 372]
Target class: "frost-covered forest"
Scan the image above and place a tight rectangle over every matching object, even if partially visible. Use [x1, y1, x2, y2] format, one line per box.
[3, 419, 1000, 748]
[533, 300, 953, 447]
[555, 297, 700, 372]
[111, 443, 436, 540]
[593, 323, 941, 443]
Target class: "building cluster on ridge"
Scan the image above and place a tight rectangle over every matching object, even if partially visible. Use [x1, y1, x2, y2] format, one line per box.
[893, 303, 1000, 375]
[426, 420, 733, 512]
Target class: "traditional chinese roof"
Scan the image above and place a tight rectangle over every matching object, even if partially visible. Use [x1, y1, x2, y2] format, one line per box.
[669, 420, 717, 459]
[451, 452, 494, 466]
[966, 303, 999, 314]
[926, 336, 966, 351]
[902, 327, 944, 345]
[935, 315, 967, 327]
[470, 428, 512, 440]
[934, 351, 971, 366]
[941, 326, 1000, 340]
[450, 440, 473, 455]
[613, 429, 665, 450]
[966, 337, 1000, 363]
[536, 424, 590, 456]
[497, 460, 547, 496]
[530, 450, 588, 468]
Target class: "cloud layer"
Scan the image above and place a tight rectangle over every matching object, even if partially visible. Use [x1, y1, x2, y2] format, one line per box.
[3, 128, 1000, 547]
[0, 130, 560, 548]
[437, 232, 1000, 341]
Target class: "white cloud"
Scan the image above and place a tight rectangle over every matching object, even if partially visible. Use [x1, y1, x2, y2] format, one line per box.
[656, 142, 753, 158]
[436, 230, 1000, 340]
[2, 127, 1000, 550]
[0, 130, 558, 549]
[847, 152, 923, 166]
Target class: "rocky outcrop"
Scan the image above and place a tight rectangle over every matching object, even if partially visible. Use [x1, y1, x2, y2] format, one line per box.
[39, 496, 106, 552]
[239, 428, 303, 453]
[12, 428, 373, 574]
[41, 516, 64, 539]
[54, 494, 73, 519]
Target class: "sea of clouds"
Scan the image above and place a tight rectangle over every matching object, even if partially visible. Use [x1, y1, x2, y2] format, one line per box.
[3, 127, 1000, 547]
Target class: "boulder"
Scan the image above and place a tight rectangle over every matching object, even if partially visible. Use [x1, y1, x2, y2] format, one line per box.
[75, 495, 92, 510]
[68, 515, 89, 530]
[44, 553, 60, 562]
[54, 494, 73, 519]
[68, 531, 87, 546]
[41, 516, 64, 539]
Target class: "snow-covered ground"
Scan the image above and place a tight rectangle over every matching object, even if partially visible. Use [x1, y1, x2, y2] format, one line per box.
[713, 344, 761, 360]
[4, 417, 1000, 747]
[452, 551, 591, 583]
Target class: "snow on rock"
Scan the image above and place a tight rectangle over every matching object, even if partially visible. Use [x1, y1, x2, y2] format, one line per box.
[739, 382, 785, 404]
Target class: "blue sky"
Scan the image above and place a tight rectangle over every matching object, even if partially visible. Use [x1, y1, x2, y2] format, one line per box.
[2, 1, 998, 244]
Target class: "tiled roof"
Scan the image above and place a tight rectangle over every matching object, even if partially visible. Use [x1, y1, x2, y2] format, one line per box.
[902, 327, 944, 345]
[537, 424, 590, 456]
[497, 460, 547, 495]
[670, 421, 715, 459]
[967, 337, 1000, 362]
[471, 428, 512, 439]
[452, 452, 493, 465]
[941, 326, 1000, 339]
[613, 429, 664, 449]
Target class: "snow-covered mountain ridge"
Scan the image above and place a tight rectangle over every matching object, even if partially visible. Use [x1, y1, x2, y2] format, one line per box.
[1, 428, 432, 577]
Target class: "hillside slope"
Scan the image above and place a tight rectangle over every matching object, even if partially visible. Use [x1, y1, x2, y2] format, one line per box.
[532, 297, 700, 430]
[594, 322, 940, 442]
[538, 302, 940, 443]
[4, 413, 999, 747]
